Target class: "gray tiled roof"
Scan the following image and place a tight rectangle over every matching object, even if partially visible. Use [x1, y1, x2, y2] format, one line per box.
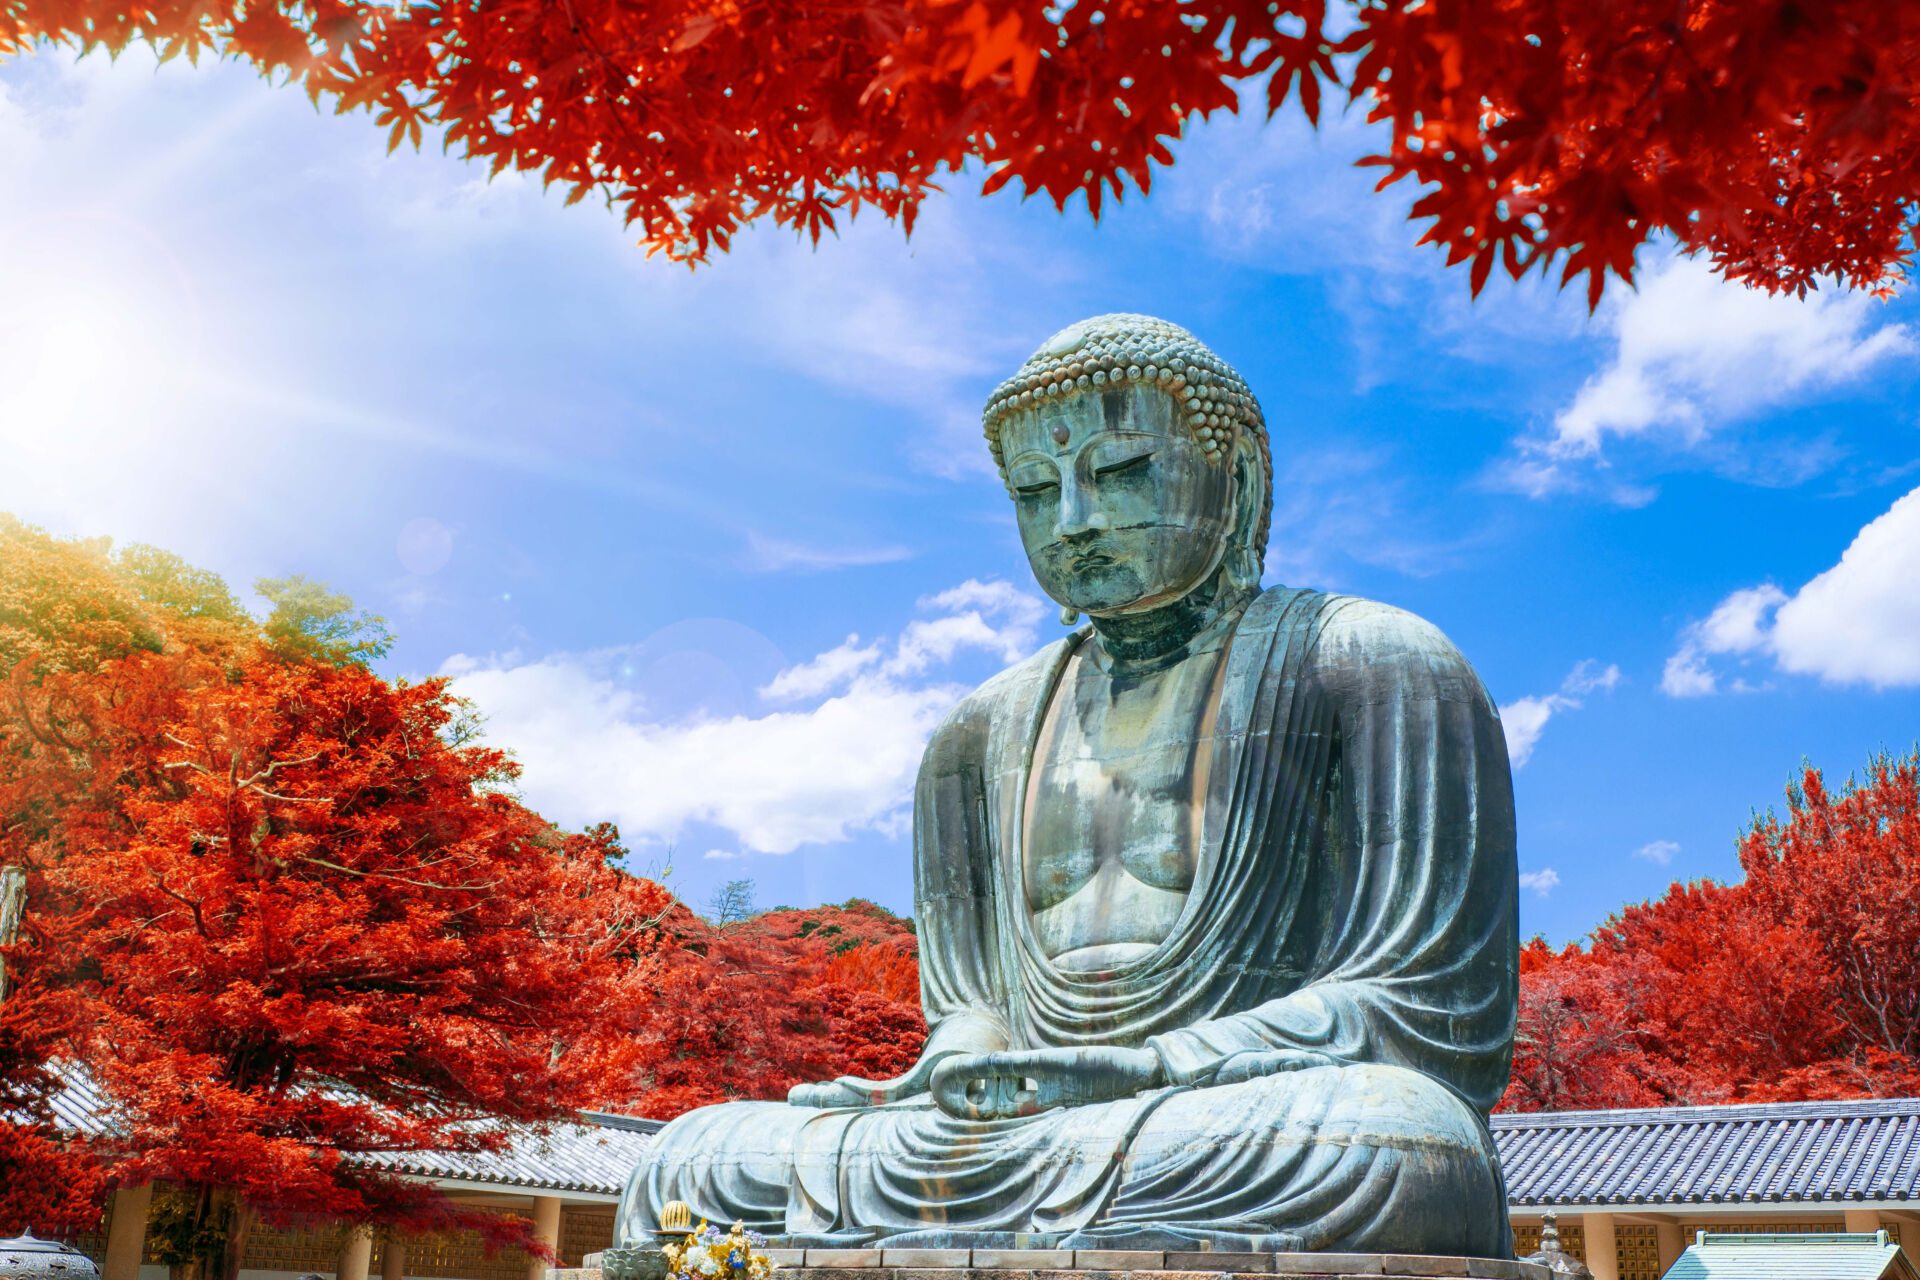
[46, 1069, 116, 1141]
[1665, 1234, 1910, 1280]
[44, 1069, 659, 1197]
[357, 1110, 659, 1196]
[1493, 1098, 1920, 1207]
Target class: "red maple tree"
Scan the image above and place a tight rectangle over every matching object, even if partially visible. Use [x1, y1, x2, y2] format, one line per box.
[1501, 749, 1920, 1112]
[0, 973, 106, 1233]
[5, 1, 1915, 303]
[0, 519, 672, 1276]
[627, 897, 924, 1120]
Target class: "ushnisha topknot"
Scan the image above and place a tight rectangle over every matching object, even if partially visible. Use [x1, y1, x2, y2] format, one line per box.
[983, 312, 1268, 469]
[982, 313, 1272, 557]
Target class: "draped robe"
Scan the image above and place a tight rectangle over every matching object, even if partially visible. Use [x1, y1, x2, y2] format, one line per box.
[617, 587, 1518, 1256]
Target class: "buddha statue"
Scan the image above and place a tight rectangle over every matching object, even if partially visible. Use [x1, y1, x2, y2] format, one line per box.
[615, 314, 1518, 1256]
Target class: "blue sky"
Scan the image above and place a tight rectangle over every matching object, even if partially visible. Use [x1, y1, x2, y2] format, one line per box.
[3, 49, 1917, 945]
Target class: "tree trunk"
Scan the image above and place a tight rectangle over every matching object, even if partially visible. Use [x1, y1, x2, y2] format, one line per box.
[0, 864, 25, 1003]
[218, 1195, 254, 1280]
[162, 1187, 253, 1280]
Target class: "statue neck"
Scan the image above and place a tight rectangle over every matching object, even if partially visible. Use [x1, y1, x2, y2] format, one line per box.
[1086, 569, 1254, 675]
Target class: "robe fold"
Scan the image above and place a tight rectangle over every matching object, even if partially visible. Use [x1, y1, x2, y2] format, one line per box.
[617, 586, 1518, 1256]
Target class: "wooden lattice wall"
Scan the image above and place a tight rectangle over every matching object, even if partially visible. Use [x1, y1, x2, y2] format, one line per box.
[1614, 1224, 1660, 1280]
[559, 1209, 617, 1268]
[67, 1192, 615, 1279]
[380, 1227, 531, 1280]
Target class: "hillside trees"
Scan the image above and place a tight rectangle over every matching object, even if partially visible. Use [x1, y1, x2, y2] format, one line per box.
[1501, 749, 1920, 1111]
[630, 896, 925, 1120]
[0, 518, 672, 1274]
[5, 2, 1917, 303]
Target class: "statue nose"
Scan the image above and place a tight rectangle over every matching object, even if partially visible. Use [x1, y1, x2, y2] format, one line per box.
[1056, 497, 1110, 542]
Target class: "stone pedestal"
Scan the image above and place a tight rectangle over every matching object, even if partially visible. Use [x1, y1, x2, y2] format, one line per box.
[554, 1250, 1549, 1280]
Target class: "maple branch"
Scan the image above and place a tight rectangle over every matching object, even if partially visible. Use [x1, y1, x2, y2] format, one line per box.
[238, 753, 321, 790]
[150, 872, 212, 940]
[252, 789, 329, 805]
[293, 853, 499, 892]
[11, 680, 83, 755]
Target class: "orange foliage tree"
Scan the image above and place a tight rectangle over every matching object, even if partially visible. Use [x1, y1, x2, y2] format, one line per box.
[628, 895, 925, 1121]
[0, 518, 672, 1276]
[1502, 749, 1920, 1112]
[4, 2, 1917, 303]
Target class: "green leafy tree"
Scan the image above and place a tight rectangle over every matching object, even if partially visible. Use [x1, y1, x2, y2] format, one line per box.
[255, 575, 392, 668]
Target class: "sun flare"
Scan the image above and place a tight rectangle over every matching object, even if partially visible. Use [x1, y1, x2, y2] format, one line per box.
[0, 212, 210, 507]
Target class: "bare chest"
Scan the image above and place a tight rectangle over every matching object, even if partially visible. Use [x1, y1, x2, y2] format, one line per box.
[1021, 644, 1227, 969]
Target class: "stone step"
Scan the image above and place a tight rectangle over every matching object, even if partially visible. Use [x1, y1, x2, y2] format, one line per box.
[564, 1255, 1550, 1280]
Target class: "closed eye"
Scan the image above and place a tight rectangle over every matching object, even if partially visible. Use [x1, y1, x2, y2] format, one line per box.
[1093, 450, 1154, 478]
[1013, 478, 1060, 496]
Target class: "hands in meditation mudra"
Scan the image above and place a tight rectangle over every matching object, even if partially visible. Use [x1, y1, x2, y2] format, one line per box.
[616, 315, 1519, 1256]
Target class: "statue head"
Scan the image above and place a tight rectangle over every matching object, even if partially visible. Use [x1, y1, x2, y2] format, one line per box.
[982, 314, 1271, 619]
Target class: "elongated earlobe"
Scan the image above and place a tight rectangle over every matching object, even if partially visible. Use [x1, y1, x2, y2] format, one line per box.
[1225, 439, 1265, 591]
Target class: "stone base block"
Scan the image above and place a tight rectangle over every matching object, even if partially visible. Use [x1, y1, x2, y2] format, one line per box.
[551, 1254, 1548, 1280]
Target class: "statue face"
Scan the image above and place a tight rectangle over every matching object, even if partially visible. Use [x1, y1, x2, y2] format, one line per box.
[1000, 384, 1235, 616]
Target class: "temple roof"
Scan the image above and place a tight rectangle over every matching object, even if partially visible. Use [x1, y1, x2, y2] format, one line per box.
[1495, 1098, 1920, 1207]
[355, 1110, 662, 1197]
[44, 1069, 662, 1198]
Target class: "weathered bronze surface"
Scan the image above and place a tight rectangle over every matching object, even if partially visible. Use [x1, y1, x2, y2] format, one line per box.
[615, 315, 1519, 1257]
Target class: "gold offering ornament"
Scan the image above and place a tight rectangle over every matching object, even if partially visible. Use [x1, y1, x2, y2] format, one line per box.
[656, 1206, 777, 1280]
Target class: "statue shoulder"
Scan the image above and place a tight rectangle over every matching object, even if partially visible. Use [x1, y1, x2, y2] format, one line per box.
[1280, 591, 1488, 694]
[920, 635, 1075, 772]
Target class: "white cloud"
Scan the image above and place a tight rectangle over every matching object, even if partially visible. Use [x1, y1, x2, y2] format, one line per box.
[444, 580, 1046, 856]
[894, 581, 1047, 671]
[759, 635, 884, 702]
[1663, 486, 1920, 694]
[1661, 584, 1789, 696]
[1499, 659, 1622, 767]
[1561, 660, 1622, 697]
[1634, 840, 1680, 866]
[1518, 868, 1561, 897]
[1503, 254, 1914, 497]
[1773, 490, 1920, 686]
[761, 583, 1045, 705]
[1498, 698, 1559, 770]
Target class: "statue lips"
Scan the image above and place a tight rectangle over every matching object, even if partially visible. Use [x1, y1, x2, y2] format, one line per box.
[1068, 549, 1116, 572]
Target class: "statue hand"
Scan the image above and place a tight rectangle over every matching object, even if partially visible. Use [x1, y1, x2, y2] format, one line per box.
[787, 1049, 949, 1108]
[1209, 1047, 1340, 1086]
[929, 1046, 1165, 1121]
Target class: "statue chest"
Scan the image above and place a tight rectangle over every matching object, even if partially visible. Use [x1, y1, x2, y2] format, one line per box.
[1019, 642, 1229, 970]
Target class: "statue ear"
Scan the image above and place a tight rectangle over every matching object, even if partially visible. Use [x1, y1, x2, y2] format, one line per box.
[1224, 431, 1265, 592]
